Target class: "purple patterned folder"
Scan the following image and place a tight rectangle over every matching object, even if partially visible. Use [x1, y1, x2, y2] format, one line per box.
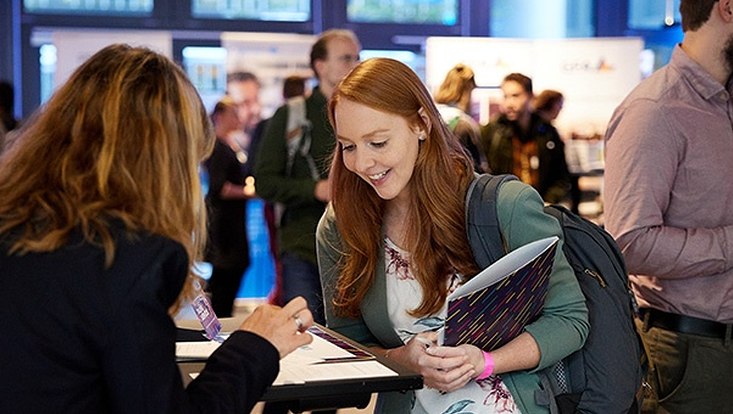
[443, 236, 558, 351]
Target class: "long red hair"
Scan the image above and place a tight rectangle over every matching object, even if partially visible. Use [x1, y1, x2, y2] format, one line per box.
[327, 58, 479, 318]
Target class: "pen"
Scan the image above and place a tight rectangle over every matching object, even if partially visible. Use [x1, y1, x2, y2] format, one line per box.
[313, 356, 374, 364]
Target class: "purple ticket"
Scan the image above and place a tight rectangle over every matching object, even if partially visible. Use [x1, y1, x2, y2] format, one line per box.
[191, 293, 222, 340]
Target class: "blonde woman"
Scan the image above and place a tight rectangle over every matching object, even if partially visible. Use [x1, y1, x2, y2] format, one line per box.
[0, 44, 312, 413]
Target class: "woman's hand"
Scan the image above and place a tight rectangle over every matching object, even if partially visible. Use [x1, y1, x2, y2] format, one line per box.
[239, 296, 313, 358]
[452, 344, 486, 378]
[388, 332, 476, 393]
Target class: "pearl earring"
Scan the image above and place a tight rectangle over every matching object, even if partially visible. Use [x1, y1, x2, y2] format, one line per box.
[419, 134, 425, 141]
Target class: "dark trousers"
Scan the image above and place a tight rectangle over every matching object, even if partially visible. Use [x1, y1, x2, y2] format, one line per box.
[207, 266, 245, 317]
[280, 252, 325, 324]
[636, 317, 733, 413]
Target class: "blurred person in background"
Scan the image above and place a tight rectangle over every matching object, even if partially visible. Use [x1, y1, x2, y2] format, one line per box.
[227, 71, 262, 138]
[254, 29, 361, 325]
[282, 75, 309, 100]
[266, 74, 311, 307]
[203, 96, 255, 317]
[480, 73, 570, 205]
[533, 89, 579, 213]
[434, 63, 486, 172]
[0, 81, 18, 133]
[533, 89, 564, 123]
[0, 81, 19, 153]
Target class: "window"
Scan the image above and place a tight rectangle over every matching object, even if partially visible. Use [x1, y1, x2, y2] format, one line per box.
[191, 0, 309, 21]
[347, 0, 457, 25]
[628, 0, 680, 29]
[39, 44, 56, 104]
[24, 0, 153, 15]
[181, 46, 227, 113]
[361, 49, 425, 80]
[490, 0, 594, 38]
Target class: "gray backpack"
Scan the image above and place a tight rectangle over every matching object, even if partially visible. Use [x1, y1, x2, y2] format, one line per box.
[465, 174, 645, 414]
[273, 96, 321, 227]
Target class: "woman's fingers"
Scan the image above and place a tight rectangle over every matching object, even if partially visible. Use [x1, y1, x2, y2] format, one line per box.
[423, 362, 475, 392]
[239, 297, 314, 358]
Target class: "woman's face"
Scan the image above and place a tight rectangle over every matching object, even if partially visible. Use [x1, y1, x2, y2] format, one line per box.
[334, 98, 422, 203]
[215, 105, 244, 135]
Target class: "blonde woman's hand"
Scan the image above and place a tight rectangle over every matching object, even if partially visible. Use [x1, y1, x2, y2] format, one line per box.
[239, 296, 313, 358]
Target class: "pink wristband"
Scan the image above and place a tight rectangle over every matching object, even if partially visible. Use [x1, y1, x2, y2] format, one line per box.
[476, 351, 495, 380]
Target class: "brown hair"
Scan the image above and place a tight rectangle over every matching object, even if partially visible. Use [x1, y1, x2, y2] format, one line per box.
[534, 89, 564, 113]
[434, 63, 477, 113]
[282, 75, 307, 99]
[327, 58, 478, 318]
[0, 44, 214, 313]
[310, 29, 360, 74]
[503, 72, 533, 95]
[680, 0, 718, 32]
[226, 71, 259, 87]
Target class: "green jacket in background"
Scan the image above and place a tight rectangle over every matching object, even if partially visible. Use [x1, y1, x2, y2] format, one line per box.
[316, 179, 589, 414]
[254, 87, 334, 265]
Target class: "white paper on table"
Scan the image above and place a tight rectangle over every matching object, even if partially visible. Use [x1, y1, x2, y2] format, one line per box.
[176, 341, 221, 359]
[183, 330, 397, 384]
[273, 360, 397, 385]
[189, 360, 397, 384]
[289, 330, 356, 360]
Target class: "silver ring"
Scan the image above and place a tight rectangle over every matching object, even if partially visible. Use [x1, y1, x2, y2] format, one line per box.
[293, 314, 304, 331]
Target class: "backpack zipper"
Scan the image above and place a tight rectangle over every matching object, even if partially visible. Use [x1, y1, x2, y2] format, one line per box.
[584, 268, 607, 288]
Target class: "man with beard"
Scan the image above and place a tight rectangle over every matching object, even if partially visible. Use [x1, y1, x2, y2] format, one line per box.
[479, 73, 570, 204]
[604, 0, 733, 412]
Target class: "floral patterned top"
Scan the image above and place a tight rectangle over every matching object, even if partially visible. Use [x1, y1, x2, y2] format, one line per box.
[384, 237, 520, 414]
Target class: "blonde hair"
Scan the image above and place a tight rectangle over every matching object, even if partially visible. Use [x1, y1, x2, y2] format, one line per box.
[434, 63, 476, 113]
[0, 44, 214, 313]
[210, 95, 238, 118]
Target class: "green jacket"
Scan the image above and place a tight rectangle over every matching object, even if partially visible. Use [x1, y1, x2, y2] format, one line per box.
[254, 87, 334, 265]
[316, 179, 589, 413]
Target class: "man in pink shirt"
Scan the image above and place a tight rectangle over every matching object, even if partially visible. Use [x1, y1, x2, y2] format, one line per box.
[604, 1, 733, 412]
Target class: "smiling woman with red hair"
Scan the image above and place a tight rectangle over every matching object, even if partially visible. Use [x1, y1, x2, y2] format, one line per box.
[317, 57, 588, 414]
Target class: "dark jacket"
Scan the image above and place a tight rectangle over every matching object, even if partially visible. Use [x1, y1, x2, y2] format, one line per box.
[254, 86, 335, 265]
[0, 227, 278, 413]
[480, 113, 570, 203]
[204, 139, 250, 270]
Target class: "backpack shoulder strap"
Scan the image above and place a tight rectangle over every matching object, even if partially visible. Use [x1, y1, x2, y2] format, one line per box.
[286, 96, 308, 137]
[284, 96, 319, 180]
[465, 173, 518, 268]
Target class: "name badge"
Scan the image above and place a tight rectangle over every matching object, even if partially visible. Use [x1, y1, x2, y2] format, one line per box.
[191, 292, 222, 341]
